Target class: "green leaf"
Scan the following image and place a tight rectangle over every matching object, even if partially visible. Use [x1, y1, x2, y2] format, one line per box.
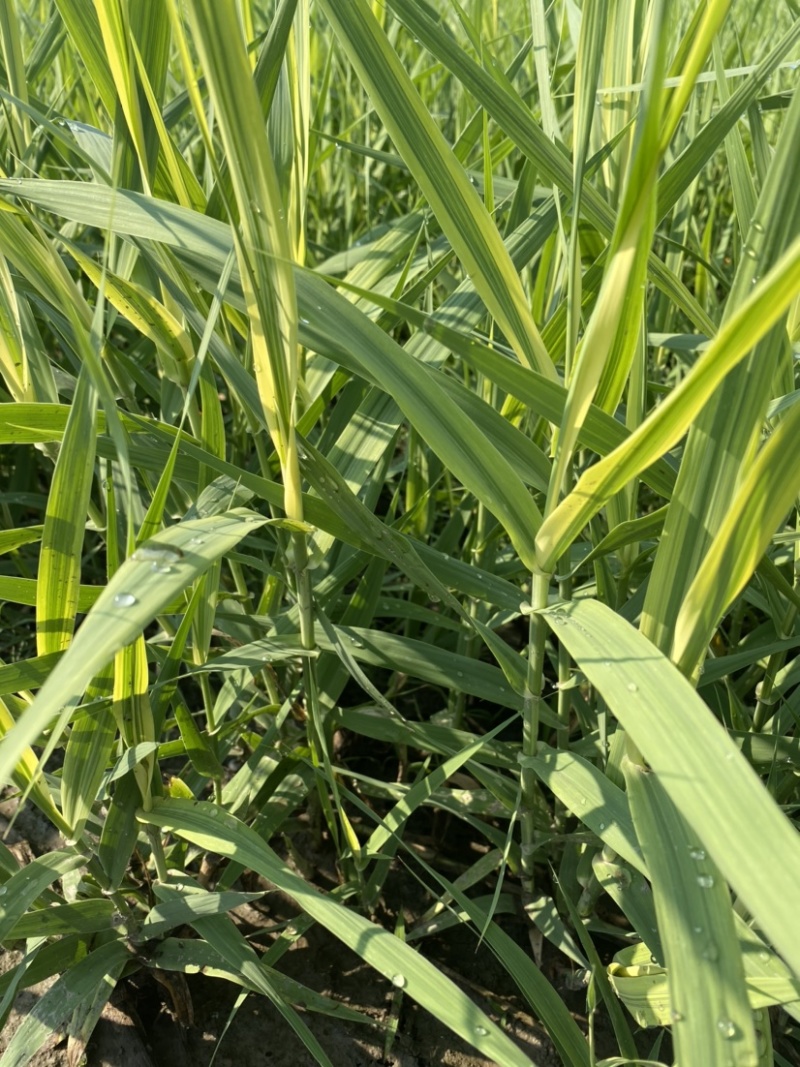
[0, 940, 129, 1067]
[35, 365, 97, 655]
[0, 850, 86, 942]
[0, 510, 267, 790]
[673, 400, 800, 675]
[318, 0, 555, 381]
[139, 797, 537, 1067]
[519, 743, 645, 874]
[541, 598, 800, 979]
[535, 234, 800, 572]
[626, 759, 757, 1064]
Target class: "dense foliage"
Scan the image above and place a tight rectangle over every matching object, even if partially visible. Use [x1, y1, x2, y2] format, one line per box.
[0, 1, 799, 1065]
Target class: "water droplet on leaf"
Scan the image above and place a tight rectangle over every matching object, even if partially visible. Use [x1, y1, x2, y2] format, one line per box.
[716, 1018, 736, 1039]
[132, 545, 183, 565]
[391, 974, 407, 989]
[697, 874, 714, 889]
[113, 592, 137, 608]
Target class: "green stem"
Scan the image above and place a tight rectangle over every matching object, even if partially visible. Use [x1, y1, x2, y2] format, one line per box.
[291, 526, 344, 857]
[144, 824, 169, 883]
[291, 527, 325, 764]
[520, 571, 551, 896]
[199, 673, 216, 733]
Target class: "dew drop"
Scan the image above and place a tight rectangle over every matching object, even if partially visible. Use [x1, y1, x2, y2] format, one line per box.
[701, 941, 719, 962]
[716, 1018, 736, 1039]
[627, 682, 638, 693]
[474, 1026, 489, 1036]
[132, 545, 183, 565]
[693, 925, 703, 934]
[189, 536, 206, 546]
[697, 874, 714, 889]
[671, 1010, 684, 1023]
[299, 317, 310, 326]
[207, 806, 220, 819]
[0, 885, 7, 896]
[598, 822, 606, 831]
[603, 660, 612, 668]
[113, 592, 137, 608]
[391, 974, 407, 989]
[151, 563, 173, 574]
[688, 847, 705, 861]
[758, 951, 769, 963]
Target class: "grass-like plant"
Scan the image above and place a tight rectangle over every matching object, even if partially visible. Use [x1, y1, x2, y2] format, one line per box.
[0, 1, 799, 1065]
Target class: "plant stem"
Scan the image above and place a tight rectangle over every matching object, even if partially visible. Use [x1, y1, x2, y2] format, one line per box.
[520, 570, 551, 896]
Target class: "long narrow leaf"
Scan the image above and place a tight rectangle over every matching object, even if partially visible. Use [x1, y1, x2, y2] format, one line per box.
[541, 598, 800, 978]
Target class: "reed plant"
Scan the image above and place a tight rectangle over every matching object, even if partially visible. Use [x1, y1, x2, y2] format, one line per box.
[0, 1, 799, 1064]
